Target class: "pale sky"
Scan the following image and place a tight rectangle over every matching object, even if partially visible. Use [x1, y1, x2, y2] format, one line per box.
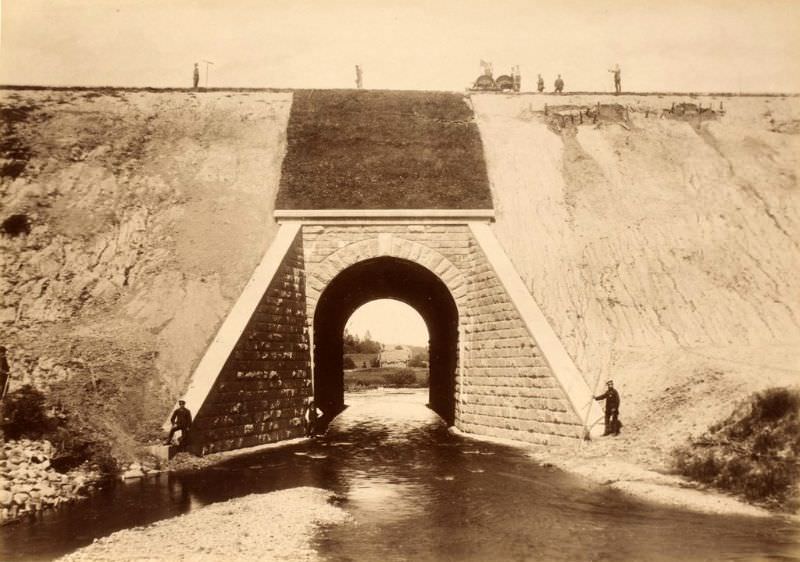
[1, 1, 798, 345]
[1, 0, 799, 92]
[345, 299, 428, 347]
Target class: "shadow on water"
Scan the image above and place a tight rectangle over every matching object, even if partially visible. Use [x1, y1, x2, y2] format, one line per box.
[2, 389, 799, 561]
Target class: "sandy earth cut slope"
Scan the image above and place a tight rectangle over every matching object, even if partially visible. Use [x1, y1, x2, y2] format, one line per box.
[0, 89, 291, 452]
[474, 93, 800, 465]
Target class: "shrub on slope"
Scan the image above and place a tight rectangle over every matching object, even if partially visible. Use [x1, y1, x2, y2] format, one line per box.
[673, 387, 800, 511]
[0, 384, 118, 475]
[0, 385, 53, 439]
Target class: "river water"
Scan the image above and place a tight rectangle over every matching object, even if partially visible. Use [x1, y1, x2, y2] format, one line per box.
[3, 390, 799, 561]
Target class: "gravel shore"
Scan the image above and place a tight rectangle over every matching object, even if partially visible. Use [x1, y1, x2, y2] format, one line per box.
[450, 427, 774, 518]
[59, 487, 349, 562]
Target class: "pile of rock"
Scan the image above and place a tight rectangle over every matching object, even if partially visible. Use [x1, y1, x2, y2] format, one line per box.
[0, 439, 99, 524]
[119, 460, 158, 480]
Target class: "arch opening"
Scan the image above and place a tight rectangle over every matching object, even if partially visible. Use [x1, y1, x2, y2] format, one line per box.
[313, 257, 459, 428]
[344, 298, 428, 374]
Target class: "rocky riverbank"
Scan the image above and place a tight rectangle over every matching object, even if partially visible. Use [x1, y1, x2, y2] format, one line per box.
[0, 438, 102, 524]
[0, 434, 308, 527]
[58, 487, 349, 562]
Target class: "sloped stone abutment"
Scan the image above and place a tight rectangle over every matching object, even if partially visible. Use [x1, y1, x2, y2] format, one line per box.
[299, 213, 591, 445]
[177, 211, 601, 455]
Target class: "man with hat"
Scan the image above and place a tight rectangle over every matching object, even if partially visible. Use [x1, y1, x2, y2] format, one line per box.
[165, 399, 192, 446]
[303, 396, 322, 437]
[554, 74, 565, 94]
[594, 380, 621, 436]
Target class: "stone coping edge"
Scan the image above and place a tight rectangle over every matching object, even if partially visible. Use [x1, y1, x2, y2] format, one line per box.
[468, 223, 606, 439]
[274, 209, 495, 221]
[163, 223, 302, 430]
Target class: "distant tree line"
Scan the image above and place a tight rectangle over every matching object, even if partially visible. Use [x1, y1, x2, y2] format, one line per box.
[343, 329, 382, 355]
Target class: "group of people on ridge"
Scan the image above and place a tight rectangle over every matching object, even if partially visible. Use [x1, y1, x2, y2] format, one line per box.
[535, 64, 621, 94]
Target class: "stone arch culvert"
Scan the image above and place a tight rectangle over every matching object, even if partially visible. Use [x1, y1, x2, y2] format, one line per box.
[171, 90, 603, 456]
[312, 256, 459, 426]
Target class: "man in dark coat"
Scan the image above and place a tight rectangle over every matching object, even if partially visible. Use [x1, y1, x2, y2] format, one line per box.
[554, 74, 564, 93]
[165, 400, 192, 445]
[594, 380, 621, 435]
[303, 397, 321, 437]
[609, 64, 622, 94]
[0, 346, 10, 400]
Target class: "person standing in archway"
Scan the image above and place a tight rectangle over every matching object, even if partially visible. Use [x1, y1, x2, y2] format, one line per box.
[594, 380, 621, 436]
[303, 397, 322, 437]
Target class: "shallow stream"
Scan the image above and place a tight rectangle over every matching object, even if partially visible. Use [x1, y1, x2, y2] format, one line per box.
[2, 390, 798, 561]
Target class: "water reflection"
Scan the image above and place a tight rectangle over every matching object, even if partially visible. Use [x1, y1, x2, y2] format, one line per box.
[2, 389, 798, 561]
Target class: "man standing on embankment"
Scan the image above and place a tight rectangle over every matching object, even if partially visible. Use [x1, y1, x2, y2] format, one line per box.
[165, 400, 192, 446]
[594, 380, 621, 436]
[0, 346, 10, 400]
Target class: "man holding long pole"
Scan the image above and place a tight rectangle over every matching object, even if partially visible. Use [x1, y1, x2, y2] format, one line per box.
[594, 380, 621, 436]
[608, 64, 622, 94]
[0, 346, 11, 400]
[202, 60, 214, 88]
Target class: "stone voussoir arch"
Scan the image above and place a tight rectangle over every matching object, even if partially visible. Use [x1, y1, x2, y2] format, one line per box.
[306, 234, 469, 320]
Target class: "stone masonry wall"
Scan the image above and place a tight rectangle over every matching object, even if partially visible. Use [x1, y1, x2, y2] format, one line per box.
[457, 237, 584, 446]
[302, 223, 584, 446]
[302, 224, 471, 315]
[190, 235, 311, 455]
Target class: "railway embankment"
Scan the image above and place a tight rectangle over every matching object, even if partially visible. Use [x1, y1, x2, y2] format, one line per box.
[1, 88, 798, 515]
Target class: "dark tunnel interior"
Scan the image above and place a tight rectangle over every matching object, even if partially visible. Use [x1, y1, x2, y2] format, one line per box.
[313, 257, 459, 427]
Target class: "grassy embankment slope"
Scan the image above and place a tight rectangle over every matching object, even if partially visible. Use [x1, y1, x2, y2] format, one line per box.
[276, 89, 492, 209]
[0, 89, 291, 459]
[474, 93, 800, 470]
